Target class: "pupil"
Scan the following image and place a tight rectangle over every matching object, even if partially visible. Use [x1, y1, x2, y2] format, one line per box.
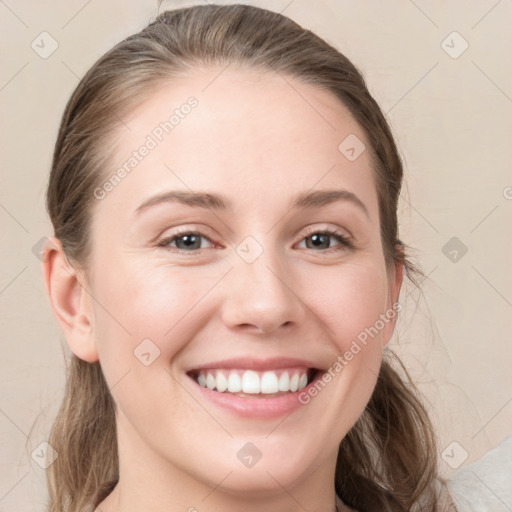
[178, 234, 199, 249]
[309, 233, 329, 249]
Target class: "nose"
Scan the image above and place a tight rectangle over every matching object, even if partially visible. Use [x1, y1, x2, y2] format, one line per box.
[220, 247, 304, 335]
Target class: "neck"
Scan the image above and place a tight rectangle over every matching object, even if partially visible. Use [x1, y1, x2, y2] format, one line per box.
[99, 485, 342, 512]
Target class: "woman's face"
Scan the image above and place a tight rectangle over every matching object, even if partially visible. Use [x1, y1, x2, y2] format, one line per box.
[81, 66, 401, 495]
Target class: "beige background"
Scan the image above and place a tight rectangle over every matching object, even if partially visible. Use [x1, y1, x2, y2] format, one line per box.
[1, 0, 511, 510]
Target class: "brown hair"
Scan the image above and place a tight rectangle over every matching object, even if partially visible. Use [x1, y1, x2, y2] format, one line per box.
[45, 4, 440, 511]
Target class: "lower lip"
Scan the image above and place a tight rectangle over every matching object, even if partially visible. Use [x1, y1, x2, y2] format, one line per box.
[187, 372, 323, 419]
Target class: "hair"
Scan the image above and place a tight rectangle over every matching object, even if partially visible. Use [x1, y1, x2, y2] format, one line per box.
[45, 4, 441, 511]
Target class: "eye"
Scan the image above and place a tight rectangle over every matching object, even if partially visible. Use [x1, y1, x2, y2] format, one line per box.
[157, 230, 214, 252]
[297, 229, 353, 252]
[156, 228, 352, 254]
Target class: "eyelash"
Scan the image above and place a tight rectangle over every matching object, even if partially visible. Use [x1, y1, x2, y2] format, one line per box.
[156, 227, 354, 254]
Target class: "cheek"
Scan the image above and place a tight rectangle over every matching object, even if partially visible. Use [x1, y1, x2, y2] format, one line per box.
[311, 261, 391, 349]
[89, 258, 222, 385]
[306, 261, 390, 401]
[88, 261, 226, 438]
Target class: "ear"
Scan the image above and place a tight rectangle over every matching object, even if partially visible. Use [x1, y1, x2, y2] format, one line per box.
[389, 250, 404, 306]
[41, 237, 99, 362]
[382, 247, 404, 348]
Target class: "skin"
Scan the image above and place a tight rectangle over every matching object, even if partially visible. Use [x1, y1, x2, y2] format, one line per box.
[43, 65, 402, 512]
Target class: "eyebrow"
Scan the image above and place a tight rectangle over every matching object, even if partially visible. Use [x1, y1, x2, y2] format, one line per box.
[134, 190, 229, 216]
[289, 189, 369, 218]
[133, 188, 369, 218]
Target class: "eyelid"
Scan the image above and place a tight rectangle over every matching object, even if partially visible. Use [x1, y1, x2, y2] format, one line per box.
[300, 224, 351, 239]
[156, 224, 354, 253]
[296, 225, 354, 250]
[156, 227, 218, 251]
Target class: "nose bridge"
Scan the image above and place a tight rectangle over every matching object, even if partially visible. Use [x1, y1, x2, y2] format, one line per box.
[221, 236, 303, 333]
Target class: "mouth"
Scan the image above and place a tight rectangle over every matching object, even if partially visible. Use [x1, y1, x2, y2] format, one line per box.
[187, 367, 321, 398]
[183, 357, 327, 418]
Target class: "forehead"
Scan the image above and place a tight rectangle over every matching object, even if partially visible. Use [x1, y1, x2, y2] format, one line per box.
[97, 65, 377, 220]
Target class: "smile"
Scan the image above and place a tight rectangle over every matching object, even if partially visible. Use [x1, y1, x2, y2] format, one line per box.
[189, 368, 319, 396]
[184, 358, 325, 418]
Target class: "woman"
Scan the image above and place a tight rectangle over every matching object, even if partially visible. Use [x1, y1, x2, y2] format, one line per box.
[41, 4, 456, 511]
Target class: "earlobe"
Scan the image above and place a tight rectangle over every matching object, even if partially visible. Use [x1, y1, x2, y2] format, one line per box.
[42, 237, 99, 363]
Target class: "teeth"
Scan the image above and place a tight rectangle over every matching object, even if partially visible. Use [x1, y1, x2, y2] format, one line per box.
[194, 369, 311, 394]
[289, 373, 299, 392]
[242, 370, 260, 393]
[261, 371, 279, 394]
[278, 371, 289, 392]
[206, 373, 216, 390]
[216, 371, 228, 392]
[227, 372, 242, 392]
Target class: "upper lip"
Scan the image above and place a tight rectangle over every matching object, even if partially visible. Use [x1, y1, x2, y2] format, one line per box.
[185, 357, 323, 373]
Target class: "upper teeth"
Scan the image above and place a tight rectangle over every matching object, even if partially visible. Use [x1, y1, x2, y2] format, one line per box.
[196, 369, 309, 394]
